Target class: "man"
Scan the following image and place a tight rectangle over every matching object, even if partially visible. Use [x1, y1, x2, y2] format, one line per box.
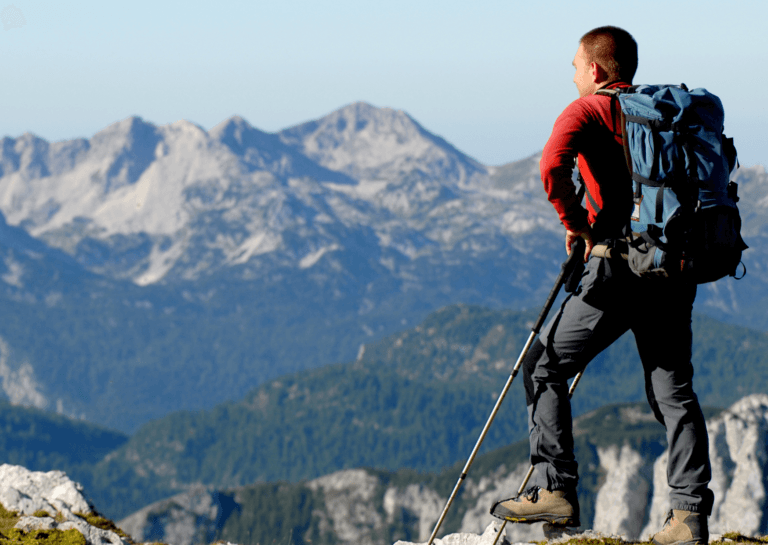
[489, 27, 713, 545]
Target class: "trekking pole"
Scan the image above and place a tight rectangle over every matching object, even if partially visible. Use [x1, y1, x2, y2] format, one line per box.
[491, 367, 587, 545]
[425, 239, 585, 545]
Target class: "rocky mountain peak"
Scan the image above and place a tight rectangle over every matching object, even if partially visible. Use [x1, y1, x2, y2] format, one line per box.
[0, 133, 52, 180]
[209, 115, 297, 166]
[279, 101, 486, 183]
[209, 115, 262, 149]
[89, 117, 163, 193]
[90, 116, 158, 148]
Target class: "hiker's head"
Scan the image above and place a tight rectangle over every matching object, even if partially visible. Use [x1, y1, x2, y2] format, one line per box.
[573, 26, 637, 96]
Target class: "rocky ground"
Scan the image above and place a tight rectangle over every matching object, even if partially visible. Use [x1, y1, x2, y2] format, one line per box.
[0, 464, 131, 545]
[398, 521, 768, 545]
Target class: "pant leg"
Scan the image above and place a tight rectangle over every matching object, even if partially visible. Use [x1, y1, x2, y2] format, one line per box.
[524, 257, 630, 491]
[632, 281, 714, 515]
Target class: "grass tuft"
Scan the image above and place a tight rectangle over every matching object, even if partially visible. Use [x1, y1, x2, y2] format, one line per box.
[538, 537, 768, 545]
[718, 533, 768, 543]
[0, 505, 146, 545]
[0, 505, 20, 537]
[73, 512, 131, 540]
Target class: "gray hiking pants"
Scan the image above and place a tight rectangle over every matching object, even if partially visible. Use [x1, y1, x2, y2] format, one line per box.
[522, 255, 714, 515]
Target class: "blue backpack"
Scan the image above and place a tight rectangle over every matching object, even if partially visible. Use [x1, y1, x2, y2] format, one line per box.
[596, 84, 748, 283]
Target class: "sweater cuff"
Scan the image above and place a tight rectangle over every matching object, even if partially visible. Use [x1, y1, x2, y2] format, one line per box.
[561, 209, 589, 233]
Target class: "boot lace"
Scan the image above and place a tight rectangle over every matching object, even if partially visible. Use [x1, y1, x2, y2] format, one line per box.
[522, 486, 540, 503]
[662, 510, 675, 528]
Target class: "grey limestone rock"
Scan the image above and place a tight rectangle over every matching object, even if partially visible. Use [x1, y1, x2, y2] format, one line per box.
[0, 463, 93, 516]
[394, 520, 513, 545]
[592, 443, 654, 538]
[0, 464, 128, 545]
[382, 483, 444, 542]
[118, 485, 227, 545]
[308, 469, 388, 545]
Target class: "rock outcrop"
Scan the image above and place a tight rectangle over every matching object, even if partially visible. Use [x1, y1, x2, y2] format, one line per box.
[0, 464, 129, 545]
[592, 443, 654, 538]
[118, 485, 228, 545]
[394, 521, 511, 545]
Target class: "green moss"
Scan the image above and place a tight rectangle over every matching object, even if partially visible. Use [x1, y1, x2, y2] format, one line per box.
[0, 528, 86, 545]
[30, 512, 50, 519]
[557, 541, 632, 545]
[0, 505, 20, 537]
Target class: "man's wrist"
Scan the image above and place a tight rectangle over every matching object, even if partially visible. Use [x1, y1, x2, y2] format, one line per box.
[565, 224, 590, 235]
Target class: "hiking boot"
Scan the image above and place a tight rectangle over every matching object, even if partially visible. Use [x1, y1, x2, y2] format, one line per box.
[652, 510, 709, 545]
[490, 487, 580, 526]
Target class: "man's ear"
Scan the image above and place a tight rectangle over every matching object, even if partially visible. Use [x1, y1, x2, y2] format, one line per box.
[590, 62, 609, 85]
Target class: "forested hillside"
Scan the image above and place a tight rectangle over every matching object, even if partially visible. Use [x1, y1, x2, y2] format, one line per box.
[74, 305, 768, 519]
[0, 399, 127, 476]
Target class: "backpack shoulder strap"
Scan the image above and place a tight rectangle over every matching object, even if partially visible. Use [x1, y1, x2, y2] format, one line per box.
[594, 88, 634, 183]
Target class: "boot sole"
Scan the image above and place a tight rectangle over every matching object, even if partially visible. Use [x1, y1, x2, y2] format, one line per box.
[652, 539, 707, 545]
[498, 514, 579, 526]
[490, 504, 579, 527]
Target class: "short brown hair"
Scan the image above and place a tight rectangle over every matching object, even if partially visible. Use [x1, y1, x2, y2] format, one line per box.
[580, 26, 638, 83]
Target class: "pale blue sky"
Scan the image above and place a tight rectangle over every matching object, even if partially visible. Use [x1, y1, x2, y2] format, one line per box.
[3, 0, 766, 166]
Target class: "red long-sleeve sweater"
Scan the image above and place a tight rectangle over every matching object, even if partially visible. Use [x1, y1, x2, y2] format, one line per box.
[540, 82, 633, 241]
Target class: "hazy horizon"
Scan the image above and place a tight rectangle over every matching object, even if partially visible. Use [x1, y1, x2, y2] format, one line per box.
[3, 0, 765, 167]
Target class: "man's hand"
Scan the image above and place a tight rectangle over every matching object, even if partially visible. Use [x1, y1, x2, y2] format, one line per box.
[566, 227, 593, 262]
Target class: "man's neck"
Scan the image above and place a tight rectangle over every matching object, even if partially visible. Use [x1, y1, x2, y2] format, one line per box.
[596, 80, 619, 90]
[592, 80, 629, 94]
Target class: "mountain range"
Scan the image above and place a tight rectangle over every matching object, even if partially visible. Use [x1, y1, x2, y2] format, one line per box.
[0, 102, 765, 434]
